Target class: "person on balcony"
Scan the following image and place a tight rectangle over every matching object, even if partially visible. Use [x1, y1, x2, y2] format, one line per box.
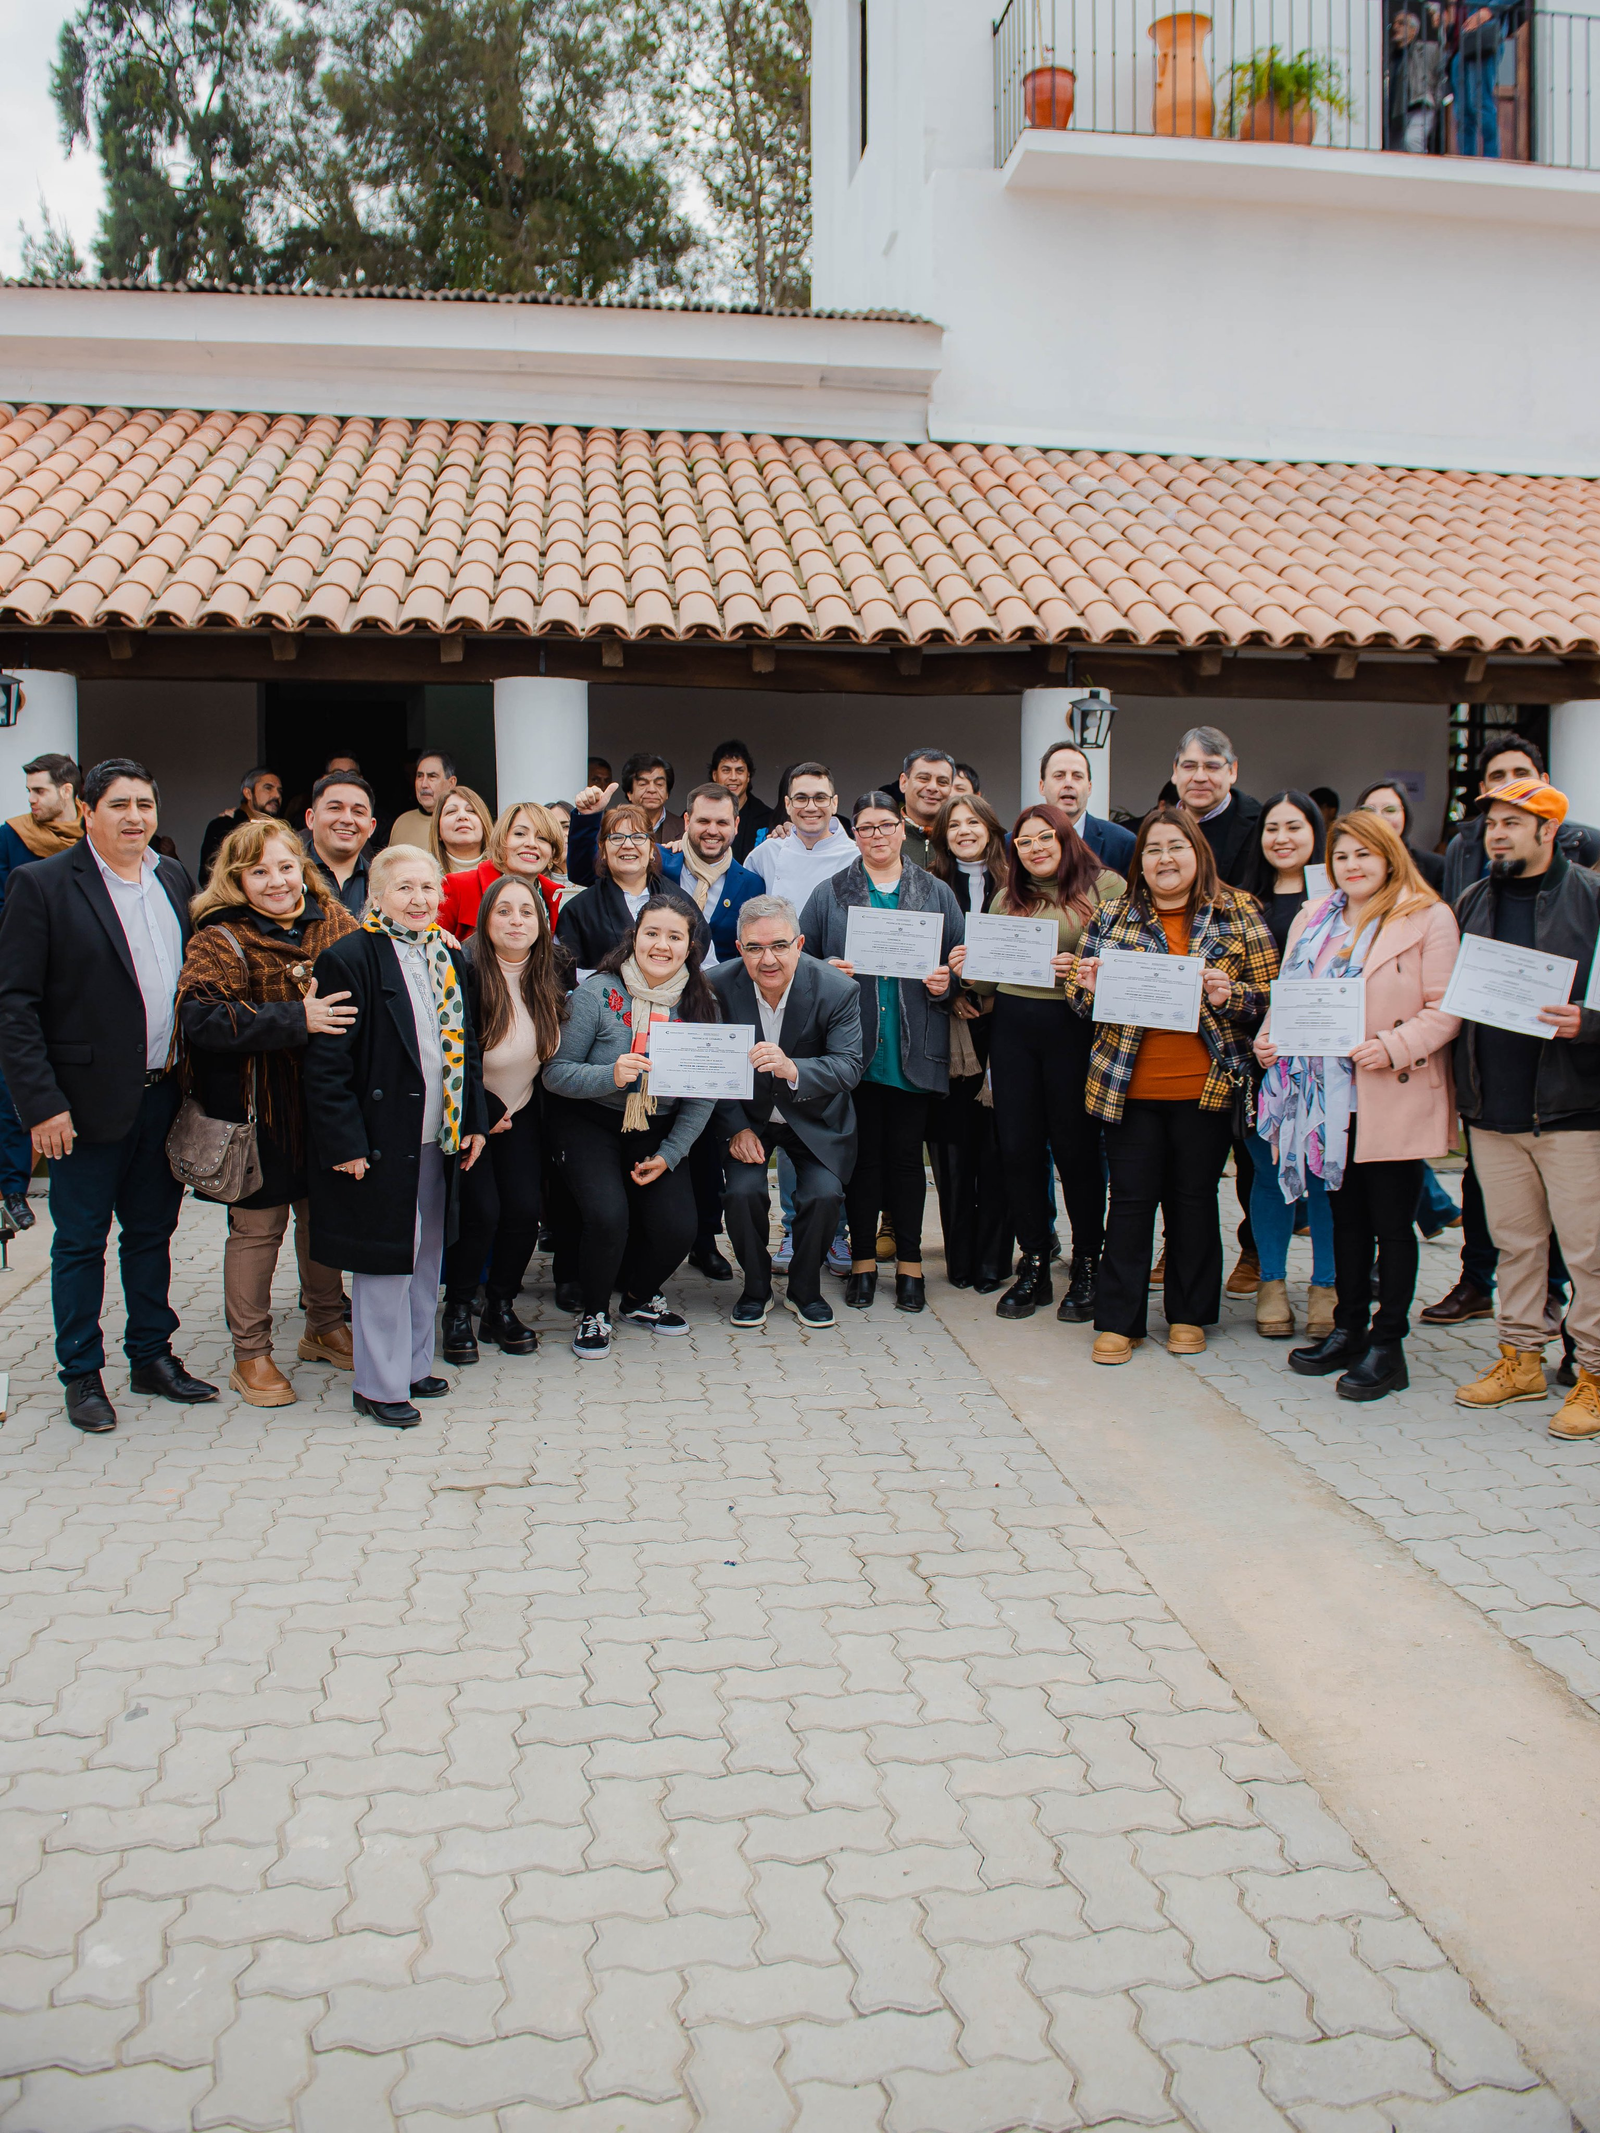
[1451, 0, 1514, 157]
[1386, 6, 1445, 153]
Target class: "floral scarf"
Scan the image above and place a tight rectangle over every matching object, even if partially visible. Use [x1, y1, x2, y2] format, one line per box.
[363, 910, 466, 1154]
[1255, 890, 1371, 1200]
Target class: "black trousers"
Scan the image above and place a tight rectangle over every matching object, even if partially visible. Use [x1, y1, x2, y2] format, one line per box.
[847, 1081, 932, 1263]
[48, 1075, 184, 1382]
[557, 1105, 698, 1315]
[1096, 1099, 1233, 1338]
[444, 1099, 542, 1304]
[1330, 1156, 1423, 1343]
[927, 1073, 1013, 1288]
[724, 1123, 844, 1307]
[988, 993, 1103, 1264]
[689, 1130, 726, 1252]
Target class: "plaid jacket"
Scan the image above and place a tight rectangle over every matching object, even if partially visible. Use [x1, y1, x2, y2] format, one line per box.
[1071, 887, 1279, 1125]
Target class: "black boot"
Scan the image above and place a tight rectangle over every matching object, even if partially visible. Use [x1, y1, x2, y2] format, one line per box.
[440, 1301, 479, 1365]
[1056, 1252, 1098, 1323]
[895, 1273, 926, 1313]
[845, 1271, 877, 1310]
[996, 1253, 1051, 1320]
[479, 1294, 538, 1355]
[1338, 1340, 1408, 1401]
[1289, 1328, 1370, 1377]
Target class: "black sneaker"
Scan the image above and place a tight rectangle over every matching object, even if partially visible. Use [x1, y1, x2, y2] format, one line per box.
[621, 1294, 689, 1335]
[730, 1293, 770, 1328]
[572, 1312, 612, 1360]
[785, 1295, 836, 1330]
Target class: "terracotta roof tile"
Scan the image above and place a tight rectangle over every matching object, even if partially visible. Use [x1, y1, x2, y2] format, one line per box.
[0, 405, 1598, 653]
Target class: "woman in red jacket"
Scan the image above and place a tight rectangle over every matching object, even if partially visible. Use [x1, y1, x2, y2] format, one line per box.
[437, 801, 566, 940]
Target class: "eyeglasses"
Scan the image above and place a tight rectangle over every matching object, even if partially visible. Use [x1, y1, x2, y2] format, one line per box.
[739, 938, 796, 956]
[855, 820, 900, 839]
[789, 790, 831, 807]
[606, 832, 649, 847]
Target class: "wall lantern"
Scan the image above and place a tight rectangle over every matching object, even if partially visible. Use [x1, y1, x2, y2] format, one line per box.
[0, 677, 23, 728]
[1070, 687, 1116, 751]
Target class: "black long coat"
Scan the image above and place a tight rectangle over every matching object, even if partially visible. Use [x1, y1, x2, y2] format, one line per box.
[302, 929, 487, 1276]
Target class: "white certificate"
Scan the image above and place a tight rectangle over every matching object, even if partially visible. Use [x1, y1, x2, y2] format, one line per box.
[1303, 864, 1331, 901]
[844, 904, 944, 979]
[1441, 933, 1576, 1042]
[961, 913, 1059, 988]
[646, 1022, 756, 1099]
[1585, 950, 1600, 1014]
[1270, 977, 1365, 1057]
[1092, 947, 1205, 1032]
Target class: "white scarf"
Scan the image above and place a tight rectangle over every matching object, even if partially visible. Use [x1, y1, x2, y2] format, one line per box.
[680, 842, 732, 911]
[619, 952, 692, 1131]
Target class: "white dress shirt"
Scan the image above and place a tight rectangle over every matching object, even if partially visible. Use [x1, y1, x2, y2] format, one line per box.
[755, 979, 800, 1120]
[748, 819, 856, 906]
[392, 936, 445, 1145]
[88, 842, 183, 1070]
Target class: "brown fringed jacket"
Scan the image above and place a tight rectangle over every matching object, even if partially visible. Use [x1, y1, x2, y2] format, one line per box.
[175, 896, 358, 1207]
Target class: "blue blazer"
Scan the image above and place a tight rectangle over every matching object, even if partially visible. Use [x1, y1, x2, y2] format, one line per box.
[660, 851, 765, 961]
[1079, 811, 1136, 875]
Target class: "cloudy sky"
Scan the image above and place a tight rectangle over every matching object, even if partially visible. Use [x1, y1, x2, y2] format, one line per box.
[0, 0, 105, 276]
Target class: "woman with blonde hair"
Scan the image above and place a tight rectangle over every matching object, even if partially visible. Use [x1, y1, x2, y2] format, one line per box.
[428, 786, 494, 877]
[437, 799, 567, 940]
[1257, 808, 1460, 1402]
[176, 819, 361, 1405]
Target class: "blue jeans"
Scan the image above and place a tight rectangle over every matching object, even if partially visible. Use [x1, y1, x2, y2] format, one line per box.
[0, 1066, 31, 1199]
[1416, 1163, 1459, 1234]
[1247, 1129, 1335, 1288]
[1453, 49, 1501, 158]
[49, 1077, 184, 1382]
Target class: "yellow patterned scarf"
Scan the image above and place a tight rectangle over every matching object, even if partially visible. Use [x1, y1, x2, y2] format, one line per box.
[363, 911, 466, 1154]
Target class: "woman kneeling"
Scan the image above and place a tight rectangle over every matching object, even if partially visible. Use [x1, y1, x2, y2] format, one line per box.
[543, 896, 717, 1361]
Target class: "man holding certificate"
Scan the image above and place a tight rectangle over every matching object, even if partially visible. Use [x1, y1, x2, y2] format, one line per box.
[799, 793, 965, 1314]
[1071, 807, 1278, 1364]
[710, 896, 863, 1330]
[1450, 781, 1600, 1439]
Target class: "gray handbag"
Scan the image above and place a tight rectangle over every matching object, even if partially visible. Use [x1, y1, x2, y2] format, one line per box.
[164, 927, 265, 1203]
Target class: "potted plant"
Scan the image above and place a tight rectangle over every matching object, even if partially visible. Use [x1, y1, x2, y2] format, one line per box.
[1221, 46, 1351, 143]
[1023, 0, 1075, 128]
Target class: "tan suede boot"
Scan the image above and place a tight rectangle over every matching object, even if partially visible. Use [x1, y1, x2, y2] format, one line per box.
[1549, 1368, 1600, 1440]
[1092, 1332, 1142, 1365]
[1255, 1279, 1294, 1338]
[1305, 1285, 1337, 1340]
[1454, 1345, 1547, 1409]
[1167, 1323, 1206, 1355]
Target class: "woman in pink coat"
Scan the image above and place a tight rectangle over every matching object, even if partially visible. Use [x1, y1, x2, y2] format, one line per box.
[1255, 809, 1460, 1401]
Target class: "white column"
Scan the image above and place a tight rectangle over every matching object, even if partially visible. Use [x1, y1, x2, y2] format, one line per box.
[1550, 700, 1600, 827]
[1019, 687, 1113, 818]
[0, 668, 78, 798]
[493, 677, 588, 810]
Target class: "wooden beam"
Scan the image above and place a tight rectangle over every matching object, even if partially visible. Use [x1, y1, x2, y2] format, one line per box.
[105, 632, 132, 662]
[1311, 649, 1361, 682]
[1178, 648, 1225, 688]
[601, 638, 624, 668]
[893, 646, 923, 677]
[439, 634, 464, 664]
[0, 629, 1584, 705]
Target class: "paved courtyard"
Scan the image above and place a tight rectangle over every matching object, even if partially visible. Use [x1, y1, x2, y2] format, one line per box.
[0, 1194, 1585, 2132]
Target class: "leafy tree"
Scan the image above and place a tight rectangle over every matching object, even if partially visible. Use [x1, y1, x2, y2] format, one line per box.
[52, 0, 282, 282]
[655, 0, 810, 309]
[18, 199, 87, 279]
[268, 0, 694, 297]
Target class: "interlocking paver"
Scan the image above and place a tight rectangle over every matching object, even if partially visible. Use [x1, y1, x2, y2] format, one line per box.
[0, 1201, 1568, 2131]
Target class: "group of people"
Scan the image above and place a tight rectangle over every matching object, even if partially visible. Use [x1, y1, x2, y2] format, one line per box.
[2, 719, 1598, 1447]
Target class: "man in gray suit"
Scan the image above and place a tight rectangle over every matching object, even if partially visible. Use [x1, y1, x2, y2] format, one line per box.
[709, 895, 863, 1331]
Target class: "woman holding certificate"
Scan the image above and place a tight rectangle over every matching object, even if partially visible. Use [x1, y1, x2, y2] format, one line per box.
[925, 794, 1014, 1292]
[1072, 808, 1278, 1363]
[799, 793, 965, 1313]
[1256, 810, 1460, 1402]
[948, 804, 1124, 1323]
[543, 896, 718, 1361]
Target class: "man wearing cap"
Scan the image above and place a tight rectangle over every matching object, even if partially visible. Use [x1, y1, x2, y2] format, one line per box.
[1451, 779, 1600, 1438]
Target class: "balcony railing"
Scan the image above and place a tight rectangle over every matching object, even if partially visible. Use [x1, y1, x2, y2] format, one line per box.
[994, 0, 1599, 172]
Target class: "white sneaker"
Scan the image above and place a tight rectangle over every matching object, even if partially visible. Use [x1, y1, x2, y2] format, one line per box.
[572, 1312, 612, 1360]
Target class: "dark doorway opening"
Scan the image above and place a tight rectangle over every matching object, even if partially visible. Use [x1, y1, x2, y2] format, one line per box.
[265, 682, 420, 830]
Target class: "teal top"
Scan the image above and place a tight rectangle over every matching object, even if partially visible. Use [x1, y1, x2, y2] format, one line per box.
[864, 881, 915, 1091]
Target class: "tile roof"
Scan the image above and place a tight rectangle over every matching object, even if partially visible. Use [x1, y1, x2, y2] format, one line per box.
[3, 276, 928, 323]
[0, 401, 1596, 654]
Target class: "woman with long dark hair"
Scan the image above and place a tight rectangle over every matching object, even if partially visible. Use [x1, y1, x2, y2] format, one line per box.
[1244, 789, 1328, 954]
[924, 792, 1014, 1291]
[950, 802, 1124, 1321]
[440, 873, 570, 1367]
[544, 895, 719, 1360]
[1073, 807, 1278, 1363]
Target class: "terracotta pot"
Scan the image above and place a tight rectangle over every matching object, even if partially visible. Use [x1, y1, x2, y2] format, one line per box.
[1236, 94, 1317, 143]
[1148, 13, 1214, 139]
[1023, 65, 1076, 129]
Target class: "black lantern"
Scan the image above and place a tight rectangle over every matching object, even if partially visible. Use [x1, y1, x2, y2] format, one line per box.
[0, 677, 22, 728]
[1069, 687, 1116, 751]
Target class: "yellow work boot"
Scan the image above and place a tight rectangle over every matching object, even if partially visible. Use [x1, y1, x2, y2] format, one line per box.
[1092, 1332, 1142, 1365]
[1549, 1368, 1600, 1440]
[1166, 1323, 1206, 1355]
[1454, 1345, 1547, 1409]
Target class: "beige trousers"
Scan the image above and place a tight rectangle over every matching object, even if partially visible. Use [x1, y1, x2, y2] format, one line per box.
[1468, 1126, 1600, 1371]
[224, 1199, 345, 1359]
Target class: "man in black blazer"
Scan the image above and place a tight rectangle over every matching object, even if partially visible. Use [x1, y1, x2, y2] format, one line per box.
[709, 895, 863, 1331]
[0, 758, 217, 1433]
[1172, 723, 1263, 890]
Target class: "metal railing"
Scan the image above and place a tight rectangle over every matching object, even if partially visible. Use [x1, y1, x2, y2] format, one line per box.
[994, 0, 1599, 170]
